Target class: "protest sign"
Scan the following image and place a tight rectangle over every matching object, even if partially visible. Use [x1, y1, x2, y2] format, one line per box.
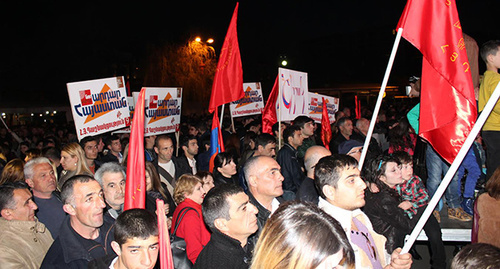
[307, 93, 339, 123]
[140, 87, 182, 136]
[67, 76, 130, 141]
[278, 68, 308, 122]
[229, 82, 264, 117]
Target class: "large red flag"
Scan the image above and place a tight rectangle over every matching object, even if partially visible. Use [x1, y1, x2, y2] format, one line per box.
[208, 3, 244, 113]
[397, 0, 476, 164]
[124, 88, 146, 210]
[157, 199, 174, 269]
[209, 109, 225, 172]
[321, 97, 332, 150]
[262, 75, 279, 134]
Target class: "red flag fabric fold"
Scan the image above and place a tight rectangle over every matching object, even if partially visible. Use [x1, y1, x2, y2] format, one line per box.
[262, 75, 279, 134]
[209, 109, 225, 172]
[208, 3, 244, 113]
[124, 88, 146, 210]
[397, 0, 477, 164]
[321, 97, 332, 150]
[157, 199, 174, 269]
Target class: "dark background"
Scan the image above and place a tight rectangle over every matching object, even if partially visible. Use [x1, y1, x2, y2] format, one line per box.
[0, 1, 498, 108]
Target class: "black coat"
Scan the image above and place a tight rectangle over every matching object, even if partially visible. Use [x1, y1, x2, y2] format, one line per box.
[296, 176, 319, 205]
[362, 188, 411, 253]
[41, 216, 115, 269]
[193, 229, 253, 269]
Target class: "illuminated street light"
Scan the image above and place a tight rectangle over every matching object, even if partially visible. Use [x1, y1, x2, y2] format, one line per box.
[207, 38, 214, 44]
[195, 37, 202, 42]
[281, 60, 288, 66]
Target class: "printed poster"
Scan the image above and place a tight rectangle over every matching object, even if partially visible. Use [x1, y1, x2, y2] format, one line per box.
[277, 68, 309, 122]
[67, 76, 130, 141]
[307, 93, 339, 123]
[139, 87, 182, 136]
[229, 82, 264, 118]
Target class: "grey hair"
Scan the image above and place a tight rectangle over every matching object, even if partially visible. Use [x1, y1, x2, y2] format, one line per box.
[24, 157, 52, 179]
[94, 162, 126, 187]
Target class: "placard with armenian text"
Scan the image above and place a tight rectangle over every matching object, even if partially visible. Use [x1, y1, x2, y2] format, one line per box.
[307, 93, 339, 123]
[67, 76, 131, 141]
[138, 87, 182, 136]
[229, 82, 264, 118]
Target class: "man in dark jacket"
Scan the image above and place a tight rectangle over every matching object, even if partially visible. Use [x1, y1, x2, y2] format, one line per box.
[276, 125, 305, 200]
[177, 135, 200, 176]
[194, 184, 258, 269]
[41, 175, 115, 268]
[296, 146, 331, 204]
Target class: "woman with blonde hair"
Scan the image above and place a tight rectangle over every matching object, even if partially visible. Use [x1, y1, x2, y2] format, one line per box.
[170, 174, 210, 265]
[251, 201, 355, 269]
[58, 142, 92, 188]
[0, 158, 25, 184]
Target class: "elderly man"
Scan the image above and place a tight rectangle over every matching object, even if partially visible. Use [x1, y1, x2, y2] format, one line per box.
[244, 155, 284, 235]
[329, 117, 354, 154]
[315, 155, 412, 269]
[41, 175, 115, 268]
[94, 162, 126, 223]
[296, 146, 331, 204]
[194, 184, 259, 269]
[0, 182, 54, 269]
[24, 157, 66, 238]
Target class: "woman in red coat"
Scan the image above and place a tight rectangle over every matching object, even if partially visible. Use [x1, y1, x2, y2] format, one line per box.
[171, 174, 211, 264]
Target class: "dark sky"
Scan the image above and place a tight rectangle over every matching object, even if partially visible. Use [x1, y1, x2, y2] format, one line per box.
[0, 1, 499, 107]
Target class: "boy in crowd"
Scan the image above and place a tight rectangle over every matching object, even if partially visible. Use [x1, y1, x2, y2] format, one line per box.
[392, 151, 446, 269]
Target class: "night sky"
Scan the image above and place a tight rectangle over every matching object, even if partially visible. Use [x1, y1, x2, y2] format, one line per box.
[0, 1, 499, 108]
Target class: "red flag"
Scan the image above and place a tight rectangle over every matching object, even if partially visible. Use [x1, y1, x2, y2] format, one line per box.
[209, 109, 225, 172]
[262, 75, 279, 134]
[157, 199, 174, 269]
[208, 3, 244, 113]
[321, 97, 332, 150]
[397, 0, 476, 164]
[124, 88, 146, 210]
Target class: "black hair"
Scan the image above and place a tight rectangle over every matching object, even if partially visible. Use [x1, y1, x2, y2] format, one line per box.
[314, 155, 358, 199]
[79, 135, 97, 149]
[292, 115, 314, 129]
[0, 181, 30, 213]
[480, 40, 500, 64]
[255, 133, 276, 148]
[202, 184, 244, 231]
[391, 151, 412, 164]
[180, 135, 197, 148]
[105, 134, 120, 148]
[283, 125, 301, 144]
[451, 243, 500, 269]
[114, 208, 158, 246]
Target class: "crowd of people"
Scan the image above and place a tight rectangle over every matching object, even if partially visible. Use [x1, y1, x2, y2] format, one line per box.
[1, 41, 500, 269]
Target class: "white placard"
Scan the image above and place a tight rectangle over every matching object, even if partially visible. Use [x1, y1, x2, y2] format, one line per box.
[229, 82, 264, 117]
[140, 87, 182, 136]
[67, 76, 130, 141]
[307, 93, 339, 123]
[278, 68, 309, 122]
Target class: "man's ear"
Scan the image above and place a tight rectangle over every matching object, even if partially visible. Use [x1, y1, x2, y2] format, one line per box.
[181, 145, 188, 152]
[214, 218, 228, 233]
[322, 185, 335, 201]
[111, 241, 122, 256]
[25, 178, 35, 189]
[63, 204, 76, 216]
[154, 147, 159, 155]
[1, 208, 13, 221]
[248, 175, 258, 188]
[487, 54, 495, 64]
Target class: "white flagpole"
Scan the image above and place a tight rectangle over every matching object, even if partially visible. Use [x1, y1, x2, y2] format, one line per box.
[402, 81, 500, 253]
[220, 104, 225, 127]
[358, 28, 404, 170]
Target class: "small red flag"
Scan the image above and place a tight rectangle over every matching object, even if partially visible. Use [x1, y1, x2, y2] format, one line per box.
[124, 88, 146, 210]
[157, 199, 174, 269]
[321, 97, 332, 150]
[262, 75, 279, 135]
[208, 3, 244, 113]
[397, 0, 476, 164]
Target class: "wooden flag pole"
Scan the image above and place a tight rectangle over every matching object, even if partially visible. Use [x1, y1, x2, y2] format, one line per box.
[402, 81, 500, 253]
[358, 28, 404, 170]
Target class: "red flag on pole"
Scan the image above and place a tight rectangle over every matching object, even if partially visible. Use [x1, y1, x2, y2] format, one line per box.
[262, 75, 279, 134]
[124, 88, 146, 210]
[209, 109, 225, 173]
[397, 0, 476, 164]
[208, 3, 244, 113]
[157, 199, 174, 269]
[321, 97, 332, 150]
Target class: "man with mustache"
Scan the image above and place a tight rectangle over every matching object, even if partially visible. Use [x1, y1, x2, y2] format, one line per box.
[24, 157, 66, 239]
[94, 162, 126, 223]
